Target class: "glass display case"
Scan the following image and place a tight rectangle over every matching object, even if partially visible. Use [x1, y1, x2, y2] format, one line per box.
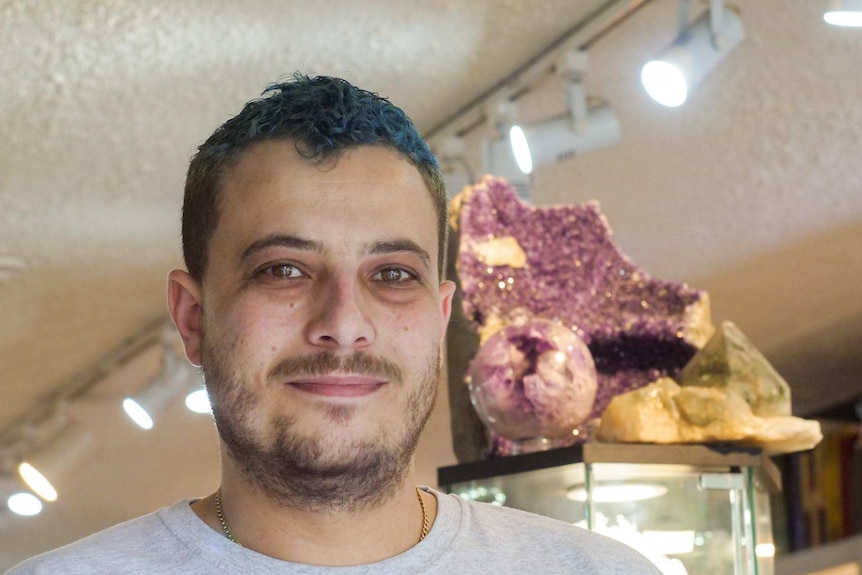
[438, 443, 780, 575]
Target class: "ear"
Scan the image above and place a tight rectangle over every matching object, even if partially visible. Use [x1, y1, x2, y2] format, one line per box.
[167, 269, 204, 367]
[438, 280, 456, 341]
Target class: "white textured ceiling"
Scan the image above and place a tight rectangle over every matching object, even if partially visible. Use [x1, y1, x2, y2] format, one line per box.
[1, 0, 861, 568]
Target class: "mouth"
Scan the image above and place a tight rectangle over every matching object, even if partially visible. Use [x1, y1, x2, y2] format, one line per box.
[287, 375, 387, 398]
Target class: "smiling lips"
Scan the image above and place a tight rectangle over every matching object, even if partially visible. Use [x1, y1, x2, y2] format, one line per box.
[288, 375, 387, 398]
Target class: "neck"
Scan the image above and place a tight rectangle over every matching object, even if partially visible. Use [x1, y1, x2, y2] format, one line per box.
[192, 465, 436, 566]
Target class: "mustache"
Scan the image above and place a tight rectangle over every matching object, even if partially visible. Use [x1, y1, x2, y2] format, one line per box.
[270, 351, 403, 384]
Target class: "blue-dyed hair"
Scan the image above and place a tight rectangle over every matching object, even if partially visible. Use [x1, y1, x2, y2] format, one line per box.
[182, 73, 447, 282]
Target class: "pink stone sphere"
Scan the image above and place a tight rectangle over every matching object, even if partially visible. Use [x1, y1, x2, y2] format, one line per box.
[467, 319, 598, 442]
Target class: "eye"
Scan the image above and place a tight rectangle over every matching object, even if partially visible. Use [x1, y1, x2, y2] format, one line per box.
[372, 267, 417, 284]
[258, 263, 305, 279]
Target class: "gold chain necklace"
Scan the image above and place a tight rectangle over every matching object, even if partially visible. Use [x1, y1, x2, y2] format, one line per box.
[416, 486, 429, 542]
[214, 486, 429, 546]
[214, 487, 240, 545]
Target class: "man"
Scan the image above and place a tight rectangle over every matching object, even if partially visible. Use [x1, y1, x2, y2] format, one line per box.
[8, 74, 660, 574]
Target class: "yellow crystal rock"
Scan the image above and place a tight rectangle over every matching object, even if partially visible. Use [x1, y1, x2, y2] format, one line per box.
[679, 321, 791, 417]
[597, 378, 822, 454]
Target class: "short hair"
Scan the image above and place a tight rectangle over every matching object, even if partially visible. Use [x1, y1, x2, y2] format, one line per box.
[182, 73, 447, 282]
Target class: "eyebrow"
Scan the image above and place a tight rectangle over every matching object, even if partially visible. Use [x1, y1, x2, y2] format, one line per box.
[240, 234, 324, 263]
[239, 234, 431, 269]
[368, 239, 431, 269]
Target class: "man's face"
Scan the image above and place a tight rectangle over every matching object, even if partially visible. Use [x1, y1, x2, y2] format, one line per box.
[186, 141, 454, 510]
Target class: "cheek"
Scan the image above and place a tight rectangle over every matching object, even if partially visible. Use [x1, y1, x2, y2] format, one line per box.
[219, 296, 301, 368]
[232, 289, 305, 329]
[385, 305, 441, 351]
[389, 308, 417, 334]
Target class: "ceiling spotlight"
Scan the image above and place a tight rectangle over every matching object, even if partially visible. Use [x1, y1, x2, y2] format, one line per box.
[487, 50, 621, 182]
[642, 0, 745, 107]
[511, 51, 620, 174]
[824, 0, 862, 26]
[123, 378, 179, 430]
[124, 328, 200, 429]
[184, 375, 212, 415]
[0, 477, 42, 517]
[509, 104, 621, 174]
[7, 492, 43, 516]
[485, 101, 532, 197]
[17, 421, 94, 502]
[184, 388, 211, 414]
[486, 129, 532, 192]
[509, 125, 532, 174]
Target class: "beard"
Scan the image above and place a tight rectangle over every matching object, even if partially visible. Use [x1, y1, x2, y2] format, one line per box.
[201, 331, 440, 513]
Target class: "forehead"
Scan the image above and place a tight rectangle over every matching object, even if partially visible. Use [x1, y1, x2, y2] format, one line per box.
[210, 141, 438, 265]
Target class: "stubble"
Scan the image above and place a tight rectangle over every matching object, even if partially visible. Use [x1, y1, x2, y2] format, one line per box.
[201, 333, 439, 513]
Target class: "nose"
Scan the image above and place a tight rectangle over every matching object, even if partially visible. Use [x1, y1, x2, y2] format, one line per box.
[305, 275, 376, 349]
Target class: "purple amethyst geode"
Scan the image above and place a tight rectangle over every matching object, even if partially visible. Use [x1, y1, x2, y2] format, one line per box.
[456, 176, 714, 436]
[467, 319, 598, 441]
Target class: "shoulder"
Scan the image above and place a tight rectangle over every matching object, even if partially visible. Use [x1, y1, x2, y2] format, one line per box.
[437, 492, 661, 574]
[454, 495, 614, 546]
[5, 501, 196, 574]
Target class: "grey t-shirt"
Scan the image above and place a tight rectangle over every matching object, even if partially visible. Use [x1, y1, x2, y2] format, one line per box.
[7, 488, 661, 574]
